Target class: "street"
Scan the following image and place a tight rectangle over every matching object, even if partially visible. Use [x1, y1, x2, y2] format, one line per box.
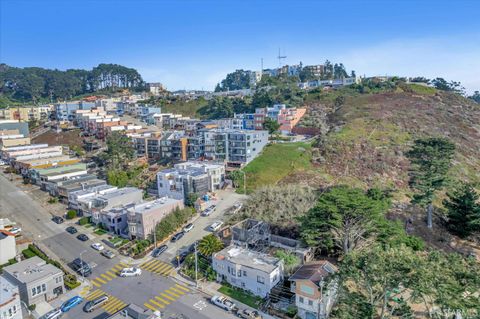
[0, 171, 243, 319]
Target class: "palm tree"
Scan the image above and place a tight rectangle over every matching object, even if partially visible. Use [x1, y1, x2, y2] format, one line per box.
[198, 234, 224, 257]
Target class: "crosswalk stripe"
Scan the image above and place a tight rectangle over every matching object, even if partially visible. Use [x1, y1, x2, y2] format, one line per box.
[104, 299, 124, 313]
[160, 292, 176, 301]
[175, 284, 190, 292]
[158, 265, 173, 276]
[153, 263, 169, 272]
[165, 289, 180, 298]
[144, 303, 158, 312]
[145, 261, 160, 271]
[101, 273, 113, 281]
[106, 270, 116, 277]
[112, 264, 123, 271]
[87, 290, 104, 300]
[141, 259, 157, 269]
[149, 298, 165, 309]
[155, 295, 170, 305]
[119, 262, 128, 268]
[91, 280, 101, 287]
[169, 286, 185, 295]
[95, 277, 107, 284]
[150, 262, 167, 272]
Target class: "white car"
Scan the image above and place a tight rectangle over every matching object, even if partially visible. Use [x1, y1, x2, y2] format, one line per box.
[209, 221, 224, 232]
[119, 267, 142, 277]
[40, 308, 62, 319]
[9, 227, 22, 235]
[91, 243, 104, 251]
[183, 223, 194, 232]
[211, 295, 236, 311]
[0, 160, 6, 166]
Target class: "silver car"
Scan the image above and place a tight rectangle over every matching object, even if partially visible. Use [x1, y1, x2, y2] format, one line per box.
[40, 308, 62, 319]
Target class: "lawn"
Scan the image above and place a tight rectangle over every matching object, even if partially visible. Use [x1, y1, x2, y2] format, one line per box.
[94, 228, 108, 235]
[218, 285, 263, 309]
[239, 142, 312, 193]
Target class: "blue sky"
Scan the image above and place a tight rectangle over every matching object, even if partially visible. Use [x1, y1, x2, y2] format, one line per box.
[1, 0, 480, 92]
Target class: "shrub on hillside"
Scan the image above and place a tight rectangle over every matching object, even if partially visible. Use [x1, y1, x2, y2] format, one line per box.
[66, 210, 77, 219]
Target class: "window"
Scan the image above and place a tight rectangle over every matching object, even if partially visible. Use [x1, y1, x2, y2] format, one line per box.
[32, 287, 36, 296]
[299, 296, 304, 303]
[300, 284, 315, 296]
[243, 270, 247, 276]
[241, 282, 245, 288]
[273, 274, 278, 282]
[237, 270, 242, 277]
[42, 283, 46, 292]
[257, 276, 265, 284]
[308, 300, 313, 306]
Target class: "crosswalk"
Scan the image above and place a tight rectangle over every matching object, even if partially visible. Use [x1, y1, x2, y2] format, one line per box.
[140, 259, 174, 276]
[143, 284, 190, 312]
[90, 262, 130, 288]
[85, 289, 128, 314]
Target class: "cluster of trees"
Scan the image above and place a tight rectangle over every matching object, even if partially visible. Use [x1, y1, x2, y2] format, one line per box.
[470, 90, 480, 103]
[0, 63, 145, 104]
[214, 69, 253, 92]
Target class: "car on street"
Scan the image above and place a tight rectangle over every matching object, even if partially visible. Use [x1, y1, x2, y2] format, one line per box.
[77, 234, 89, 241]
[91, 243, 104, 251]
[183, 223, 194, 232]
[171, 231, 185, 242]
[101, 249, 115, 259]
[211, 295, 236, 312]
[66, 226, 77, 234]
[173, 251, 189, 267]
[61, 296, 84, 312]
[237, 309, 262, 319]
[83, 294, 109, 313]
[119, 267, 142, 277]
[72, 258, 92, 277]
[209, 221, 224, 232]
[40, 308, 63, 319]
[152, 245, 168, 257]
[52, 216, 64, 224]
[201, 207, 213, 216]
[9, 227, 22, 235]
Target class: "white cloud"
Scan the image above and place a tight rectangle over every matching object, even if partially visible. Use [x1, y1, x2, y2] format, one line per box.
[337, 35, 480, 93]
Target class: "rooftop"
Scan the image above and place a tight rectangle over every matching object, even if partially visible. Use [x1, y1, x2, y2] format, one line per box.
[97, 187, 142, 200]
[289, 260, 338, 284]
[3, 256, 62, 284]
[128, 197, 182, 215]
[0, 276, 19, 306]
[214, 246, 282, 273]
[106, 304, 154, 319]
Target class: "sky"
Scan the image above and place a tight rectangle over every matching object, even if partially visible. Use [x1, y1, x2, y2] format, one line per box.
[1, 0, 480, 93]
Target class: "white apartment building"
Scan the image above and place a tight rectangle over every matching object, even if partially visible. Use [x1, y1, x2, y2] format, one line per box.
[0, 276, 23, 319]
[212, 246, 284, 298]
[0, 230, 16, 265]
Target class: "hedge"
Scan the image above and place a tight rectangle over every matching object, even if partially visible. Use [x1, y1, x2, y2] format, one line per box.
[66, 210, 77, 219]
[78, 216, 90, 225]
[153, 207, 195, 242]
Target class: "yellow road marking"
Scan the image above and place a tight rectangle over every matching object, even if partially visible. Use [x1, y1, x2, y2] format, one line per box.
[159, 266, 173, 276]
[144, 303, 158, 312]
[91, 280, 101, 288]
[169, 286, 185, 295]
[141, 259, 157, 269]
[155, 295, 170, 305]
[160, 292, 176, 301]
[112, 264, 123, 271]
[165, 289, 180, 298]
[145, 261, 161, 271]
[86, 290, 104, 300]
[101, 273, 113, 281]
[175, 284, 190, 292]
[106, 270, 116, 277]
[119, 262, 128, 267]
[95, 277, 107, 284]
[150, 262, 167, 272]
[103, 298, 125, 313]
[149, 299, 165, 309]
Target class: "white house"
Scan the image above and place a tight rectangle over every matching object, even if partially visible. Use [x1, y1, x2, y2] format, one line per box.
[0, 276, 23, 319]
[0, 230, 17, 265]
[212, 246, 284, 298]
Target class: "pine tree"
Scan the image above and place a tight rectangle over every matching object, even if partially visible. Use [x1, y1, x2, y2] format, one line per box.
[443, 183, 480, 238]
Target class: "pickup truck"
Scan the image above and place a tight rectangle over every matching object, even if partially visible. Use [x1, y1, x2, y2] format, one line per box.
[211, 295, 236, 312]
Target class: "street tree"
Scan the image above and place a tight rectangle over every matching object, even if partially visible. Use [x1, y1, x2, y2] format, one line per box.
[443, 182, 480, 238]
[198, 234, 224, 257]
[406, 137, 455, 228]
[263, 117, 280, 134]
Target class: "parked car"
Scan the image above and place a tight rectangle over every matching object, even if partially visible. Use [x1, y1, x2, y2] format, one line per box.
[101, 249, 115, 259]
[66, 226, 77, 234]
[72, 258, 92, 277]
[91, 243, 104, 251]
[40, 308, 63, 319]
[201, 207, 212, 216]
[211, 295, 236, 312]
[9, 227, 21, 235]
[61, 296, 84, 312]
[171, 231, 185, 242]
[0, 160, 6, 166]
[77, 234, 89, 241]
[208, 221, 224, 232]
[119, 267, 142, 277]
[52, 216, 64, 224]
[173, 251, 189, 267]
[238, 309, 262, 319]
[83, 294, 109, 313]
[183, 223, 194, 232]
[152, 245, 168, 257]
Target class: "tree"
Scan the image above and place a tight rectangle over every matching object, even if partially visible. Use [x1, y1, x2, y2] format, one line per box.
[274, 250, 300, 274]
[431, 78, 465, 94]
[197, 96, 233, 119]
[198, 234, 224, 257]
[469, 90, 480, 103]
[185, 193, 199, 207]
[299, 186, 389, 255]
[443, 182, 480, 238]
[406, 137, 455, 228]
[66, 210, 77, 219]
[263, 117, 280, 134]
[215, 69, 252, 92]
[105, 131, 135, 169]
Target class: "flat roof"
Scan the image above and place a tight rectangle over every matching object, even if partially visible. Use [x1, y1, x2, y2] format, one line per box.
[214, 246, 281, 273]
[98, 187, 142, 200]
[128, 197, 182, 215]
[41, 166, 87, 177]
[0, 276, 19, 305]
[3, 256, 62, 284]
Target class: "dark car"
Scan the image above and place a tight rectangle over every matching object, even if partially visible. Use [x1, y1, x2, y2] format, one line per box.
[77, 234, 89, 241]
[171, 231, 185, 242]
[72, 258, 92, 277]
[52, 216, 64, 224]
[83, 294, 108, 313]
[173, 251, 189, 267]
[66, 226, 77, 234]
[152, 245, 168, 257]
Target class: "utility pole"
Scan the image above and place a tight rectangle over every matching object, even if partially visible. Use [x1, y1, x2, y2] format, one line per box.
[277, 48, 287, 67]
[194, 241, 199, 288]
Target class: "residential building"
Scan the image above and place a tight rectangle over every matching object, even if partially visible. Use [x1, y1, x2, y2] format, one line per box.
[0, 106, 51, 122]
[157, 162, 225, 200]
[130, 131, 163, 159]
[127, 197, 184, 240]
[86, 187, 143, 220]
[68, 185, 118, 211]
[17, 156, 79, 177]
[303, 64, 325, 78]
[148, 83, 165, 96]
[36, 163, 88, 189]
[136, 106, 161, 123]
[0, 121, 29, 137]
[0, 230, 16, 265]
[2, 256, 64, 307]
[105, 304, 155, 319]
[55, 175, 106, 200]
[212, 246, 284, 298]
[289, 261, 338, 319]
[0, 138, 31, 150]
[54, 101, 95, 121]
[277, 107, 307, 134]
[0, 276, 23, 319]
